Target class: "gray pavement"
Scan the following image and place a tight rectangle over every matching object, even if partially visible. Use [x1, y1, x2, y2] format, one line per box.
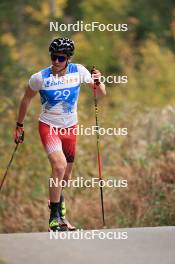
[0, 227, 174, 264]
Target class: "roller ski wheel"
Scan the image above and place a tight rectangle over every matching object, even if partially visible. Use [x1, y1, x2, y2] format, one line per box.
[60, 217, 76, 231]
[48, 218, 68, 232]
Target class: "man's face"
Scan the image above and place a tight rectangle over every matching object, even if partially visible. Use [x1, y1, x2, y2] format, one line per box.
[51, 53, 68, 69]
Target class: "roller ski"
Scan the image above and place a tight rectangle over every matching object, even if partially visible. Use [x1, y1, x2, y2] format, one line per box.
[48, 217, 68, 232]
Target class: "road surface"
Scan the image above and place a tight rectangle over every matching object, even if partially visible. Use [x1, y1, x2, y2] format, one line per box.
[0, 226, 174, 264]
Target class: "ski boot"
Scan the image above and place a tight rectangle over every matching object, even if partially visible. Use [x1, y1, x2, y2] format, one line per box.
[48, 199, 76, 231]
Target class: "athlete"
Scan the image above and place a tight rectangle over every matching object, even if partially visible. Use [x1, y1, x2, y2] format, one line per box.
[14, 37, 106, 231]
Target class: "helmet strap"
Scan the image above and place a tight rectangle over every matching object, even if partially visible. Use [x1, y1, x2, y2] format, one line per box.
[51, 57, 71, 76]
[60, 58, 69, 73]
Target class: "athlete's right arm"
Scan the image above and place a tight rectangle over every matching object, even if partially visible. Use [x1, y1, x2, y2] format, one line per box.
[14, 86, 37, 144]
[17, 86, 37, 124]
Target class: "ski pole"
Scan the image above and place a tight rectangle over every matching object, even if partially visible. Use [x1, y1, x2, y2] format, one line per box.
[91, 66, 106, 227]
[0, 143, 19, 192]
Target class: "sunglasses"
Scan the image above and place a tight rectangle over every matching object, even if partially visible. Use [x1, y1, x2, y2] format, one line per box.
[51, 54, 67, 62]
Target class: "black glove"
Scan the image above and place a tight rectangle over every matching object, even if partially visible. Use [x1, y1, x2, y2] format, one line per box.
[14, 122, 24, 144]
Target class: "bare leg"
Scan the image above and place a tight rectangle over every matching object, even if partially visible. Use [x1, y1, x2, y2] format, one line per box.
[48, 151, 67, 203]
[64, 162, 74, 182]
[60, 162, 76, 230]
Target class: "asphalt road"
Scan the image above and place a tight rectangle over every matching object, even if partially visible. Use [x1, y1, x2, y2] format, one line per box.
[0, 227, 174, 264]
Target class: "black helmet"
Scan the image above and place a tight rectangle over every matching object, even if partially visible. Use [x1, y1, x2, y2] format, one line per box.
[49, 37, 75, 56]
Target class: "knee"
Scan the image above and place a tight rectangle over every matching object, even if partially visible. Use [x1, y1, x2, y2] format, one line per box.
[51, 160, 67, 177]
[54, 164, 67, 176]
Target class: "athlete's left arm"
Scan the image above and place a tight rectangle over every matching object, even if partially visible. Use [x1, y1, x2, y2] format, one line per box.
[88, 68, 106, 96]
